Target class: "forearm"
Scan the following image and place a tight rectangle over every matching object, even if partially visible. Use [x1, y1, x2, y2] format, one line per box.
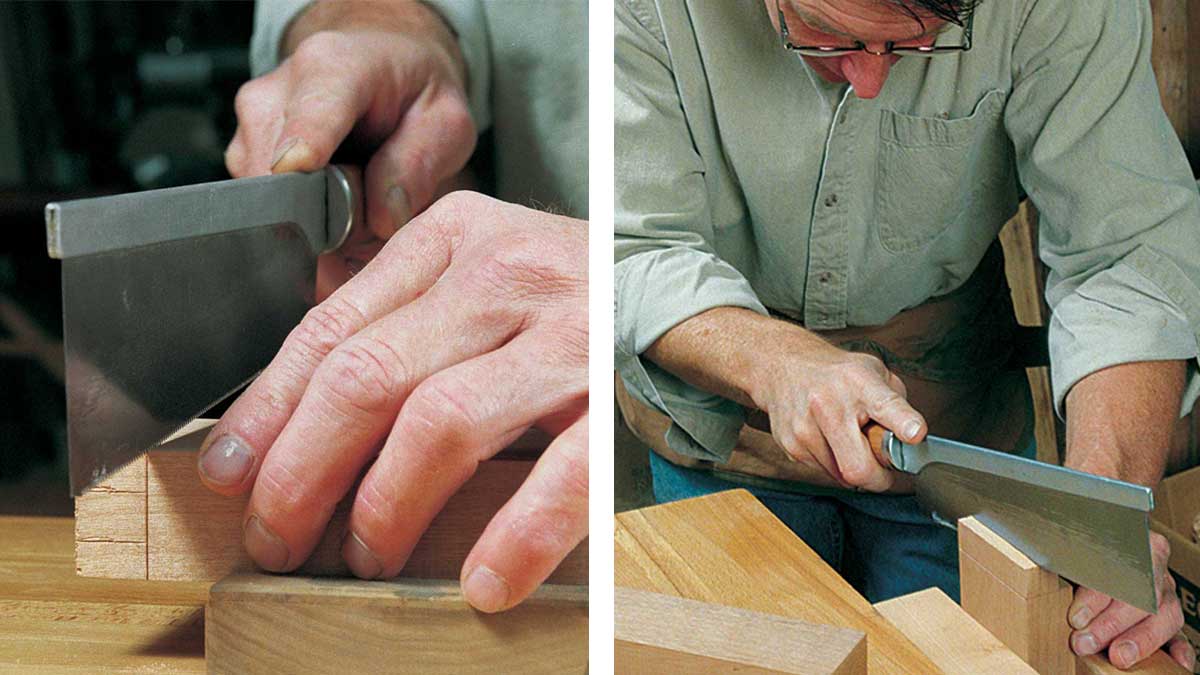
[1063, 360, 1185, 486]
[643, 306, 831, 410]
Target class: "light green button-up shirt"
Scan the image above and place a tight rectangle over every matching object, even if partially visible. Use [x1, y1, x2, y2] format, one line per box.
[615, 0, 1200, 461]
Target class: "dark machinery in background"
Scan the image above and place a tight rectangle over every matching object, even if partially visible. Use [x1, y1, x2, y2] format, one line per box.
[0, 2, 252, 498]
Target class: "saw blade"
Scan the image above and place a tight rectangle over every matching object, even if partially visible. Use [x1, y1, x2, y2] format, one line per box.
[48, 168, 356, 495]
[884, 432, 1157, 613]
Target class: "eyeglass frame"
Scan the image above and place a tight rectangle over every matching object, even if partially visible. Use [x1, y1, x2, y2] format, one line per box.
[776, 0, 975, 57]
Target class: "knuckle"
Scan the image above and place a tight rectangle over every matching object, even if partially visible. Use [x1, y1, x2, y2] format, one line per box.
[291, 31, 344, 66]
[838, 461, 872, 486]
[290, 299, 367, 362]
[318, 336, 410, 415]
[403, 376, 481, 445]
[257, 460, 325, 518]
[791, 423, 825, 454]
[542, 324, 590, 372]
[432, 190, 491, 219]
[804, 390, 838, 423]
[352, 480, 395, 544]
[551, 441, 590, 506]
[440, 102, 476, 154]
[233, 79, 268, 119]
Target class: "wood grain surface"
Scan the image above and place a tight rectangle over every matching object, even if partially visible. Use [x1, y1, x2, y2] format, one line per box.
[615, 586, 867, 674]
[206, 574, 587, 674]
[76, 419, 588, 584]
[0, 515, 207, 673]
[614, 489, 943, 675]
[876, 587, 1038, 675]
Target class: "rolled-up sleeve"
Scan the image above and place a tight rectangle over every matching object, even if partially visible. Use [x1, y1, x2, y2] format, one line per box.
[1005, 0, 1200, 417]
[615, 0, 768, 460]
[250, 0, 312, 76]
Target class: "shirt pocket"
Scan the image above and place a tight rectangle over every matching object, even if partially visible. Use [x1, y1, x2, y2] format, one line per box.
[874, 89, 1012, 254]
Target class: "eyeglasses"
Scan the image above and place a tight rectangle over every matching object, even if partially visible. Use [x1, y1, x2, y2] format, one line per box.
[777, 0, 974, 58]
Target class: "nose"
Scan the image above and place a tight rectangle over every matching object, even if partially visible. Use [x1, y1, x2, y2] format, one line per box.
[842, 51, 894, 99]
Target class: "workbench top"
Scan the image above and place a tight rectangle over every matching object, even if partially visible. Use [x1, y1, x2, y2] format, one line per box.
[0, 515, 207, 673]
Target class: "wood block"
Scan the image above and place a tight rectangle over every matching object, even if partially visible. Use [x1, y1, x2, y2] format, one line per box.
[205, 573, 587, 674]
[614, 489, 942, 675]
[875, 587, 1037, 675]
[0, 515, 208, 673]
[615, 586, 867, 674]
[76, 420, 587, 584]
[958, 516, 1076, 675]
[958, 517, 1187, 675]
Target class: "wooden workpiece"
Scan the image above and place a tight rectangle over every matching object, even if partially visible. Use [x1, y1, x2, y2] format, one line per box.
[206, 574, 587, 674]
[876, 587, 1038, 675]
[0, 515, 207, 672]
[615, 489, 943, 674]
[614, 586, 867, 675]
[958, 516, 1186, 675]
[75, 419, 587, 584]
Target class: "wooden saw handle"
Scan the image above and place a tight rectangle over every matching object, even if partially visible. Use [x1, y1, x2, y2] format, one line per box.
[864, 422, 894, 470]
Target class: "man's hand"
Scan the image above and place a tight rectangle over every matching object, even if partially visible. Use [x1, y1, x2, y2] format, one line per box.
[196, 193, 588, 613]
[1069, 532, 1193, 670]
[225, 0, 475, 298]
[645, 307, 926, 491]
[1065, 360, 1194, 670]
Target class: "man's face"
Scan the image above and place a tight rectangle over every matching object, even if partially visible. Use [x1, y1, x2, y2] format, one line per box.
[770, 0, 949, 99]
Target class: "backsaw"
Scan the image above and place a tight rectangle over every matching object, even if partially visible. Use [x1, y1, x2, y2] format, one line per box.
[865, 424, 1157, 613]
[46, 166, 359, 496]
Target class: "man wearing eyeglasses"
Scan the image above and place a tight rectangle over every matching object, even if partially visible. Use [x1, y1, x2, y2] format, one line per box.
[615, 0, 1199, 669]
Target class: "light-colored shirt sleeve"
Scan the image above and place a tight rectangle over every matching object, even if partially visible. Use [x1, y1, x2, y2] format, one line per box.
[249, 0, 312, 77]
[615, 0, 769, 460]
[249, 0, 492, 134]
[1005, 0, 1200, 416]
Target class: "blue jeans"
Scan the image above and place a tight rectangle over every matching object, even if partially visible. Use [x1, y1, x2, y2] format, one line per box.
[649, 451, 960, 603]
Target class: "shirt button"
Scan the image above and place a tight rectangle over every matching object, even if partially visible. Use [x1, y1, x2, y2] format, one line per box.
[818, 271, 832, 284]
[823, 194, 838, 207]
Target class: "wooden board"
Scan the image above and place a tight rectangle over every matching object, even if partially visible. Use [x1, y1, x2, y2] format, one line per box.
[614, 489, 943, 675]
[206, 573, 587, 674]
[958, 517, 1186, 675]
[0, 515, 206, 673]
[615, 586, 866, 674]
[876, 587, 1037, 675]
[76, 419, 587, 584]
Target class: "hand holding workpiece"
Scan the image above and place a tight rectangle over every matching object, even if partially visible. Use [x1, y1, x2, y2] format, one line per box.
[224, 1, 475, 299]
[1068, 532, 1193, 670]
[197, 193, 588, 613]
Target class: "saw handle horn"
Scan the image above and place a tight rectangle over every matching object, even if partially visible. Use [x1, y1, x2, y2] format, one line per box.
[323, 165, 363, 253]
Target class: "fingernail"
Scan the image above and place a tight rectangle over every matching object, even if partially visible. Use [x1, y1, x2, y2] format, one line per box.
[1184, 643, 1196, 669]
[197, 435, 254, 487]
[903, 420, 922, 439]
[386, 185, 411, 231]
[1114, 640, 1139, 667]
[270, 137, 308, 172]
[463, 565, 511, 613]
[244, 516, 290, 572]
[1073, 632, 1099, 655]
[343, 531, 382, 579]
[1069, 605, 1093, 629]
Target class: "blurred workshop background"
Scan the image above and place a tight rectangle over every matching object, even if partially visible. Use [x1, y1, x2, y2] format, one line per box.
[0, 1, 252, 514]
